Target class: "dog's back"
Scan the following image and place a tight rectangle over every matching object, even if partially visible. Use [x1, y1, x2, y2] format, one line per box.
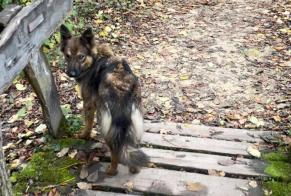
[95, 53, 149, 169]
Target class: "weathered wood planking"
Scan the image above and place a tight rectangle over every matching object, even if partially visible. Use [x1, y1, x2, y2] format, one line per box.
[144, 121, 268, 143]
[24, 50, 64, 137]
[74, 190, 136, 196]
[142, 148, 267, 178]
[0, 4, 22, 32]
[90, 162, 258, 196]
[0, 0, 73, 93]
[142, 132, 251, 157]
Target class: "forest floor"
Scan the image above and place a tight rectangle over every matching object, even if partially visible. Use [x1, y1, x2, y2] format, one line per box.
[0, 0, 290, 194]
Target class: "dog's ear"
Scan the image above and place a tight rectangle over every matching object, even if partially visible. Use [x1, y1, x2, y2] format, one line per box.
[60, 25, 72, 41]
[81, 27, 94, 47]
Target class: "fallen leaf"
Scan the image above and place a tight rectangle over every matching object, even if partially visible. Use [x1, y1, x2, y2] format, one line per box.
[48, 188, 60, 196]
[180, 75, 190, 80]
[68, 149, 78, 159]
[3, 143, 16, 151]
[179, 30, 188, 36]
[208, 169, 225, 177]
[75, 85, 82, 98]
[123, 181, 134, 192]
[247, 146, 261, 158]
[273, 115, 281, 122]
[77, 182, 92, 190]
[249, 180, 258, 188]
[15, 83, 26, 91]
[57, 148, 70, 158]
[10, 159, 21, 169]
[25, 139, 33, 146]
[35, 124, 47, 134]
[186, 182, 207, 192]
[248, 116, 264, 127]
[24, 120, 33, 127]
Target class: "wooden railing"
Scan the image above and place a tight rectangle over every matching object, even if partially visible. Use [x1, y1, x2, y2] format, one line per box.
[0, 0, 73, 136]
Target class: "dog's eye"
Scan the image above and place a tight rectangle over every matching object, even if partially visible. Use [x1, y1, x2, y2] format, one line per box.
[79, 55, 86, 61]
[65, 54, 70, 59]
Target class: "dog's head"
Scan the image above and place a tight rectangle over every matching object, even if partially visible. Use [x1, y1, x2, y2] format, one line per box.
[60, 25, 95, 79]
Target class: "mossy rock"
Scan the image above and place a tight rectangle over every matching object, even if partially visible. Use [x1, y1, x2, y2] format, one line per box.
[11, 150, 79, 195]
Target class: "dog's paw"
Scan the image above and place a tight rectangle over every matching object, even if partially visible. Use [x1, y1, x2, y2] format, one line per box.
[75, 131, 90, 139]
[129, 166, 140, 174]
[106, 166, 118, 176]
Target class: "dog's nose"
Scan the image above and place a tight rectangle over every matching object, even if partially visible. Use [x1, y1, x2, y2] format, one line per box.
[67, 70, 77, 77]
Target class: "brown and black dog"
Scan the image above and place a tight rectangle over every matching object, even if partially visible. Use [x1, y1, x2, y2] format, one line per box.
[59, 25, 149, 175]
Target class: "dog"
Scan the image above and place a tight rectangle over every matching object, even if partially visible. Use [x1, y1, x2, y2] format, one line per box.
[59, 25, 149, 175]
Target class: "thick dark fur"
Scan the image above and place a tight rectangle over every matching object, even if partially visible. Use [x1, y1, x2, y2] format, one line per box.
[60, 25, 149, 175]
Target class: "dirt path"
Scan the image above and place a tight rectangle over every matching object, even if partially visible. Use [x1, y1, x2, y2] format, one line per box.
[116, 0, 290, 131]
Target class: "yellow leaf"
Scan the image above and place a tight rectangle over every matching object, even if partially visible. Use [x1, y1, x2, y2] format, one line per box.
[273, 115, 281, 122]
[186, 182, 206, 192]
[75, 85, 82, 98]
[99, 31, 108, 37]
[123, 181, 134, 192]
[247, 146, 261, 158]
[94, 19, 103, 24]
[15, 83, 26, 91]
[104, 26, 112, 33]
[179, 30, 187, 36]
[180, 75, 190, 80]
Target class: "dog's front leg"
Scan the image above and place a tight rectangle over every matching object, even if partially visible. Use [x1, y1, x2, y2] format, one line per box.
[77, 99, 96, 139]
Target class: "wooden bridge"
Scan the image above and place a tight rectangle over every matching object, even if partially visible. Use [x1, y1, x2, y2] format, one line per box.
[0, 0, 269, 195]
[75, 121, 269, 196]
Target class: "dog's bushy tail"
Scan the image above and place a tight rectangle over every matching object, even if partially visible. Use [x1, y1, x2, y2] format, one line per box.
[106, 104, 149, 167]
[107, 118, 149, 167]
[119, 144, 149, 167]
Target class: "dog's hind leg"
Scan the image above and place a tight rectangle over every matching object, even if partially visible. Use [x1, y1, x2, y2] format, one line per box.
[77, 100, 96, 139]
[106, 149, 119, 176]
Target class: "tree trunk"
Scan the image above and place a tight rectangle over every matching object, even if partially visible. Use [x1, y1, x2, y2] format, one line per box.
[0, 123, 13, 196]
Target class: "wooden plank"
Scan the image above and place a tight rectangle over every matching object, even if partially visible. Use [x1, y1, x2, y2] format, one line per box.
[0, 4, 22, 32]
[90, 162, 259, 196]
[74, 190, 136, 196]
[144, 121, 268, 143]
[141, 148, 267, 178]
[24, 50, 64, 137]
[0, 122, 13, 196]
[142, 132, 251, 157]
[0, 0, 73, 93]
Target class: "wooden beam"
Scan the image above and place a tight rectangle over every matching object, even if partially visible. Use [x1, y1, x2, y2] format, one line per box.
[141, 147, 267, 178]
[90, 162, 259, 196]
[145, 121, 269, 143]
[24, 49, 64, 137]
[0, 123, 13, 196]
[75, 190, 136, 196]
[0, 4, 22, 32]
[142, 132, 251, 157]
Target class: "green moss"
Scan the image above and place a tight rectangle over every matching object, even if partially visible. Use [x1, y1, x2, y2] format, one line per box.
[11, 151, 79, 195]
[264, 181, 291, 196]
[263, 148, 291, 195]
[263, 151, 290, 162]
[265, 161, 291, 181]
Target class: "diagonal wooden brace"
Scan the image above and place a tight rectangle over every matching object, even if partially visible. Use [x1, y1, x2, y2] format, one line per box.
[24, 49, 64, 137]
